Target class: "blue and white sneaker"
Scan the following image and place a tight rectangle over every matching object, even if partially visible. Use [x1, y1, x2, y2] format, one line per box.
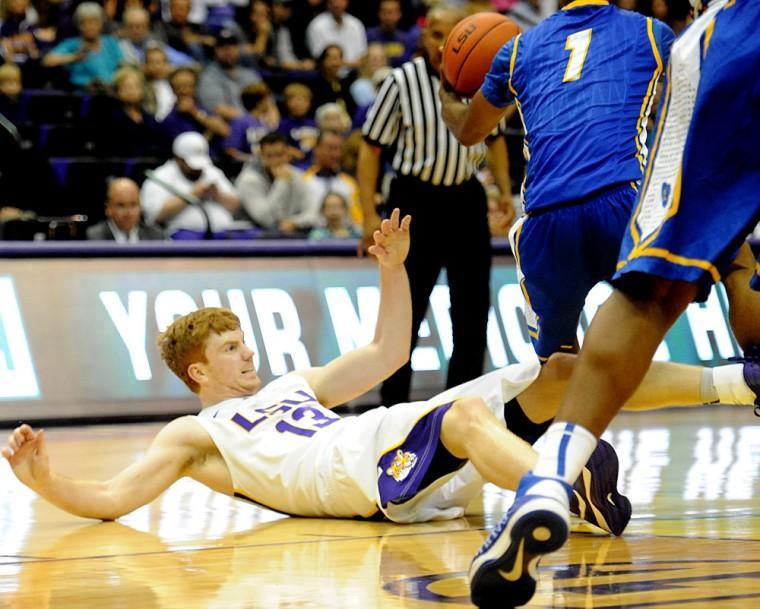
[569, 438, 632, 536]
[469, 473, 571, 608]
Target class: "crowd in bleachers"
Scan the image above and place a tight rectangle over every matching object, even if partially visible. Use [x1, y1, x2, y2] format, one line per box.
[0, 0, 694, 241]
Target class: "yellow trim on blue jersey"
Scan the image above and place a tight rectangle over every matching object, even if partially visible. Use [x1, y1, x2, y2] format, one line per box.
[538, 355, 549, 362]
[618, 247, 721, 283]
[559, 345, 575, 350]
[508, 34, 522, 98]
[634, 18, 664, 173]
[512, 219, 540, 339]
[629, 181, 639, 192]
[508, 35, 531, 198]
[562, 0, 609, 9]
[725, 0, 737, 8]
[628, 64, 672, 248]
[702, 19, 715, 59]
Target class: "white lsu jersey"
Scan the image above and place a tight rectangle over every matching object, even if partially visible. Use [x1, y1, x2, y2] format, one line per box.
[193, 361, 541, 523]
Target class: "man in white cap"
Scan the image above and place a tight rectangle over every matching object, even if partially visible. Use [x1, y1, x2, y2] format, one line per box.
[140, 131, 241, 237]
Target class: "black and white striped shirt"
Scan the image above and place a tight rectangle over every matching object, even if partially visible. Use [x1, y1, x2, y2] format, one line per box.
[362, 56, 489, 187]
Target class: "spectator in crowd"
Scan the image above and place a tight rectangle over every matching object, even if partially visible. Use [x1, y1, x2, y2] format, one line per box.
[278, 82, 318, 169]
[235, 130, 317, 234]
[306, 0, 366, 69]
[308, 191, 361, 240]
[0, 0, 40, 63]
[197, 28, 261, 122]
[161, 65, 229, 143]
[42, 2, 123, 90]
[289, 0, 325, 57]
[310, 44, 357, 123]
[86, 177, 165, 241]
[241, 0, 273, 68]
[303, 129, 362, 228]
[102, 65, 167, 156]
[366, 0, 418, 68]
[141, 131, 241, 236]
[202, 0, 245, 32]
[268, 0, 314, 71]
[142, 43, 175, 120]
[118, 6, 194, 67]
[0, 62, 22, 125]
[314, 101, 351, 134]
[223, 81, 280, 162]
[153, 0, 213, 63]
[350, 42, 389, 109]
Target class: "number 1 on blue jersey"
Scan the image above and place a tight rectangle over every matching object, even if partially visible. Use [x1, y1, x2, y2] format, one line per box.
[563, 29, 592, 82]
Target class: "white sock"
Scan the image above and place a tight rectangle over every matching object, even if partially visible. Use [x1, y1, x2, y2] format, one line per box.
[532, 422, 598, 485]
[713, 364, 755, 404]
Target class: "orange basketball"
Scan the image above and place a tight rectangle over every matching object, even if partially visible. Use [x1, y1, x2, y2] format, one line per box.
[442, 13, 521, 98]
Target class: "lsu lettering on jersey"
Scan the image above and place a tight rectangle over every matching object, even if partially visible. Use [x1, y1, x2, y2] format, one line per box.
[481, 0, 674, 213]
[192, 363, 541, 523]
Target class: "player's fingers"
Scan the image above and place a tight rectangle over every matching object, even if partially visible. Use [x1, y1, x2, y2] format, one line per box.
[367, 245, 383, 258]
[8, 431, 21, 452]
[380, 218, 392, 235]
[1, 447, 12, 460]
[389, 207, 400, 228]
[400, 214, 412, 231]
[373, 229, 385, 245]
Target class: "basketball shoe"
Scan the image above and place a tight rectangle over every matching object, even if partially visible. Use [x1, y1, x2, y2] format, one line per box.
[469, 440, 631, 607]
[469, 473, 571, 608]
[569, 438, 632, 536]
[735, 345, 760, 416]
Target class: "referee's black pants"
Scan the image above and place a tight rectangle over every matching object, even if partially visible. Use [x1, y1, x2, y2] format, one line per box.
[380, 175, 491, 405]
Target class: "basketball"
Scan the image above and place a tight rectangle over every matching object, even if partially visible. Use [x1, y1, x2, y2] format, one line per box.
[442, 13, 521, 98]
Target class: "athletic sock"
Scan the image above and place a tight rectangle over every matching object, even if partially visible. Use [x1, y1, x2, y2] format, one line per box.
[532, 422, 598, 486]
[503, 397, 552, 445]
[700, 368, 719, 404]
[713, 363, 756, 404]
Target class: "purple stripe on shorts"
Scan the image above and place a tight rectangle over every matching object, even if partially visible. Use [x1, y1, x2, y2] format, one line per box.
[377, 402, 455, 508]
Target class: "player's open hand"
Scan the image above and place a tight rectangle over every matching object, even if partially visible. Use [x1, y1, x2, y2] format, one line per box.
[1, 424, 50, 489]
[368, 208, 411, 268]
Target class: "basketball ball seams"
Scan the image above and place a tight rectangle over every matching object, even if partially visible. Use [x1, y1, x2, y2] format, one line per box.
[452, 19, 510, 95]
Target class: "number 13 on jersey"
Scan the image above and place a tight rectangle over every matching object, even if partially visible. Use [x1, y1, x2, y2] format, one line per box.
[564, 28, 592, 82]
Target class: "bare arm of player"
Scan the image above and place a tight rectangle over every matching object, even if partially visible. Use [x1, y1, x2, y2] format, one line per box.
[440, 87, 509, 147]
[298, 208, 412, 408]
[1, 419, 205, 520]
[485, 135, 515, 228]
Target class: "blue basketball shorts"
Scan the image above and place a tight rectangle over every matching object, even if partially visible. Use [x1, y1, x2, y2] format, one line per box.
[509, 183, 637, 360]
[615, 0, 760, 301]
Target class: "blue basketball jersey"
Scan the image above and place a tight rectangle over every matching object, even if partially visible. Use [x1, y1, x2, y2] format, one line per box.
[481, 0, 674, 213]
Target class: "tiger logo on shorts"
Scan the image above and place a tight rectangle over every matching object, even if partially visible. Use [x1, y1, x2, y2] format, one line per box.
[386, 450, 418, 482]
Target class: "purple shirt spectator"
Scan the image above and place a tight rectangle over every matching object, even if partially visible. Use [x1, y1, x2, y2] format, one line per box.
[278, 116, 318, 169]
[223, 113, 271, 155]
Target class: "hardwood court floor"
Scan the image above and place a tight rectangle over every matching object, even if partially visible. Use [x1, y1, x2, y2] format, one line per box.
[1, 407, 759, 608]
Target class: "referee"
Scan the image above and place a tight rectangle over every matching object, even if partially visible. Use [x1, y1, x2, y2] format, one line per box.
[357, 3, 514, 405]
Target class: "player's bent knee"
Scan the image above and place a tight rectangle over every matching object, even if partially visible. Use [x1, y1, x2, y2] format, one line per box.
[542, 352, 576, 383]
[441, 398, 491, 458]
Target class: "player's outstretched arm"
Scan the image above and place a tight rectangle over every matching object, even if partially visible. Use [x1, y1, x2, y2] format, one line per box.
[299, 208, 412, 407]
[440, 87, 508, 146]
[1, 419, 201, 520]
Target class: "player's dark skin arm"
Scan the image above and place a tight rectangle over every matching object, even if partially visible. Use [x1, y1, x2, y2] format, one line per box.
[439, 87, 509, 146]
